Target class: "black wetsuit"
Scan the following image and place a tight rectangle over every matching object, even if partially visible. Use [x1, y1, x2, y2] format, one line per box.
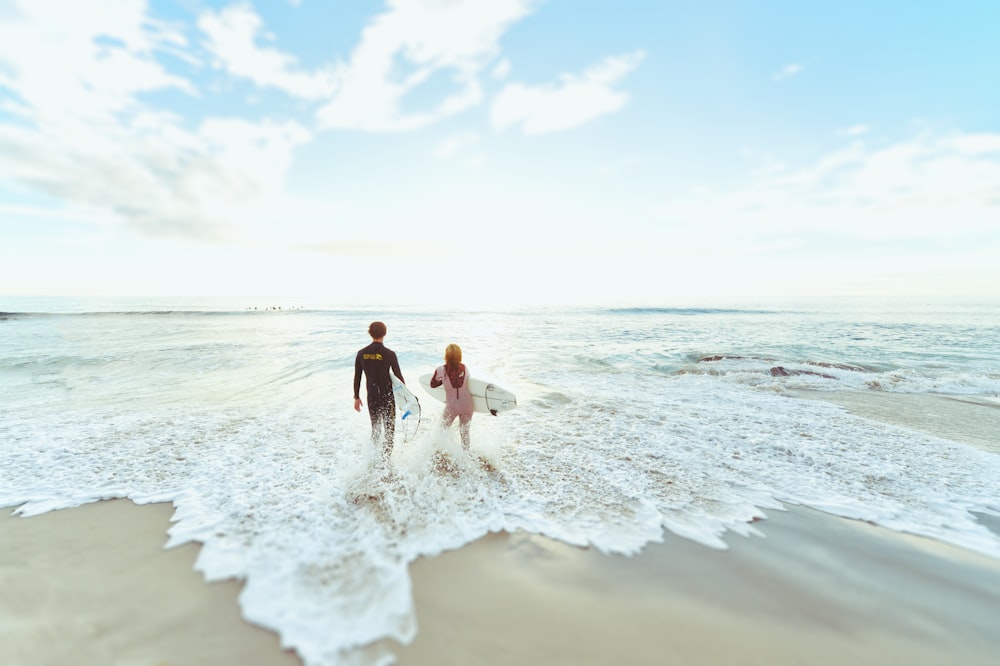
[353, 341, 403, 452]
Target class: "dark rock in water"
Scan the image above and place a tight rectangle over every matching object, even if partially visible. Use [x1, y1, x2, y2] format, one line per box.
[770, 366, 836, 380]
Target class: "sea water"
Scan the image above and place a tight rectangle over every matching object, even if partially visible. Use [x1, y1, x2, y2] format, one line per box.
[1, 297, 999, 665]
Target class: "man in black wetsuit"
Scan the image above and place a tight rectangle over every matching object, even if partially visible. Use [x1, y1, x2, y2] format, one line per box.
[353, 321, 404, 461]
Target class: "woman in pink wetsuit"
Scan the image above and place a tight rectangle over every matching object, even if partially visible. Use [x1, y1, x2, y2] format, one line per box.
[429, 343, 474, 450]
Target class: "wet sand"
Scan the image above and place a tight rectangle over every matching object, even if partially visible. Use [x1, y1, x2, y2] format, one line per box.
[0, 499, 300, 666]
[788, 388, 1000, 455]
[2, 390, 999, 665]
[393, 506, 1000, 666]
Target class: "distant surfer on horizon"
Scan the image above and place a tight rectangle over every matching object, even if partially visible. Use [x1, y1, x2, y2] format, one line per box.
[429, 343, 474, 450]
[354, 321, 405, 461]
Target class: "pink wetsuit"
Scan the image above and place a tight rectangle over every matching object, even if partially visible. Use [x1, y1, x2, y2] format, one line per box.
[431, 363, 473, 417]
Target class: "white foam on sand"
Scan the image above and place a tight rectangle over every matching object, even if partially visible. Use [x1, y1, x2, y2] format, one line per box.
[2, 377, 999, 665]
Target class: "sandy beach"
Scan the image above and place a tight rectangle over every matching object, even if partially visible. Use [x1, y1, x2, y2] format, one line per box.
[393, 507, 1000, 666]
[3, 392, 999, 666]
[0, 499, 301, 666]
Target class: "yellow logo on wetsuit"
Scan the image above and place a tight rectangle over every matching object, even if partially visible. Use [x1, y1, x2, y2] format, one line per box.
[363, 353, 383, 360]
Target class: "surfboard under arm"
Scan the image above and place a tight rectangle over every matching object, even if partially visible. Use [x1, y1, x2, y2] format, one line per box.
[418, 373, 517, 415]
[391, 375, 421, 422]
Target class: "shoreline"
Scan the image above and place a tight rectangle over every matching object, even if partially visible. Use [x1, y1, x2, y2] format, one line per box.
[3, 499, 999, 666]
[3, 389, 999, 665]
[787, 388, 1000, 454]
[392, 506, 1000, 666]
[0, 500, 301, 666]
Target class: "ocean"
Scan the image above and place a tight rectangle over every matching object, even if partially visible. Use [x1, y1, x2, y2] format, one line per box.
[2, 296, 999, 666]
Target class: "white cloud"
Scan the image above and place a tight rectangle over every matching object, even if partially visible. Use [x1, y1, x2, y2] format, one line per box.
[0, 0, 551, 245]
[841, 124, 870, 136]
[773, 63, 804, 81]
[316, 0, 538, 131]
[623, 132, 1000, 300]
[0, 0, 193, 121]
[944, 131, 1000, 155]
[491, 51, 646, 135]
[199, 4, 335, 99]
[0, 0, 313, 241]
[492, 58, 512, 79]
[656, 131, 1000, 247]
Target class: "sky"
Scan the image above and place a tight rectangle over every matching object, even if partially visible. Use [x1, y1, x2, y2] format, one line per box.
[1, 0, 998, 308]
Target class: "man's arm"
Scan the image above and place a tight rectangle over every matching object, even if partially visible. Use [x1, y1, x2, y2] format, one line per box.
[353, 352, 363, 412]
[390, 352, 404, 383]
[353, 352, 363, 398]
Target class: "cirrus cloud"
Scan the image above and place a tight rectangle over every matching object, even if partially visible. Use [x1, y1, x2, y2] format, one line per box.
[656, 130, 1000, 248]
[772, 63, 804, 82]
[491, 51, 646, 135]
[0, 0, 312, 240]
[0, 0, 645, 246]
[199, 4, 336, 100]
[316, 0, 539, 131]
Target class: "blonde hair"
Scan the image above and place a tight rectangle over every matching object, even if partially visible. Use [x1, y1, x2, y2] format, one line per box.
[444, 343, 462, 367]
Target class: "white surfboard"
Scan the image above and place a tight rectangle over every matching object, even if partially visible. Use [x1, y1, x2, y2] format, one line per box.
[419, 372, 517, 415]
[391, 375, 421, 438]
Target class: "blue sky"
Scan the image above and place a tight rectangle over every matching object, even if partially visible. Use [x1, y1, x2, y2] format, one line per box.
[1, 0, 998, 306]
